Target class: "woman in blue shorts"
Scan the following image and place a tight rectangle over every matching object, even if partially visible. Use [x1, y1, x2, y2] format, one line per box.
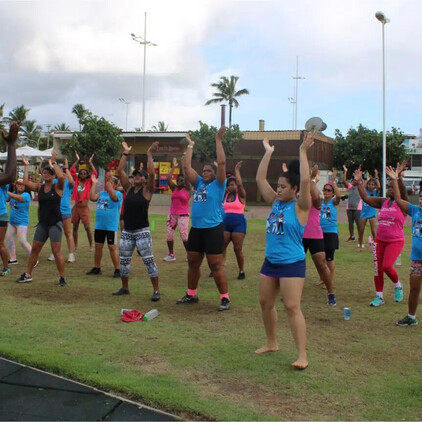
[223, 161, 247, 280]
[255, 132, 314, 370]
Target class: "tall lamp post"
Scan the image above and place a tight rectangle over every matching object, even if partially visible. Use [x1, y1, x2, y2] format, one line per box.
[119, 98, 130, 131]
[292, 56, 305, 130]
[375, 10, 390, 197]
[287, 97, 296, 129]
[131, 12, 157, 132]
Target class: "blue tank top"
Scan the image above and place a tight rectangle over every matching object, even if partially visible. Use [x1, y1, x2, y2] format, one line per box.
[60, 179, 73, 215]
[265, 199, 305, 265]
[361, 189, 378, 219]
[320, 199, 338, 233]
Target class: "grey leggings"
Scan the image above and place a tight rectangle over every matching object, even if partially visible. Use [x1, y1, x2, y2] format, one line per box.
[119, 227, 158, 278]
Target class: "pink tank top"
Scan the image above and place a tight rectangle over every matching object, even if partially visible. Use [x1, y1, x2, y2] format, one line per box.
[170, 187, 190, 215]
[223, 192, 245, 214]
[303, 205, 323, 239]
[376, 199, 406, 242]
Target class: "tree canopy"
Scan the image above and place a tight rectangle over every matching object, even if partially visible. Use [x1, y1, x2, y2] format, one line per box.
[333, 125, 408, 175]
[188, 122, 243, 163]
[61, 111, 123, 168]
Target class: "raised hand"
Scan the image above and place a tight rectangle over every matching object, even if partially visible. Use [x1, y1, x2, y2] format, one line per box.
[396, 161, 407, 176]
[89, 154, 94, 163]
[74, 150, 80, 161]
[0, 121, 19, 144]
[147, 141, 159, 153]
[343, 164, 348, 172]
[386, 166, 398, 180]
[185, 133, 194, 146]
[315, 170, 321, 183]
[353, 168, 363, 182]
[172, 157, 179, 168]
[332, 169, 338, 181]
[91, 174, 98, 184]
[235, 161, 243, 171]
[105, 173, 112, 183]
[374, 168, 379, 178]
[282, 162, 288, 173]
[216, 126, 226, 140]
[300, 132, 315, 151]
[262, 138, 274, 152]
[139, 162, 144, 170]
[21, 154, 29, 166]
[51, 150, 57, 163]
[64, 158, 69, 168]
[122, 142, 132, 153]
[310, 164, 319, 179]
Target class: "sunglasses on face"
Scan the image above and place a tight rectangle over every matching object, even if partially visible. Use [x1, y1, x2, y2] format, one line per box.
[323, 188, 334, 192]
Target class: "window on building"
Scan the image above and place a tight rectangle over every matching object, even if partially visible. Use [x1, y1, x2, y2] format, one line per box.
[412, 154, 422, 167]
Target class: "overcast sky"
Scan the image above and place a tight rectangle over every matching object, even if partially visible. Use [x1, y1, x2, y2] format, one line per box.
[1, 0, 421, 138]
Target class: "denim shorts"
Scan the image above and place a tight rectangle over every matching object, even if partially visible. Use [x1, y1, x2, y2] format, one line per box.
[260, 258, 306, 278]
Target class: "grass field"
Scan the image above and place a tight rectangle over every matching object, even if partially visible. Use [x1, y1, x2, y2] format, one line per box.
[1, 206, 421, 420]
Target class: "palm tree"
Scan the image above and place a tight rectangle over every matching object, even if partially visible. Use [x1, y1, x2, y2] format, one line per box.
[6, 105, 30, 125]
[205, 75, 249, 127]
[20, 120, 42, 146]
[54, 122, 70, 131]
[151, 121, 168, 132]
[72, 104, 88, 131]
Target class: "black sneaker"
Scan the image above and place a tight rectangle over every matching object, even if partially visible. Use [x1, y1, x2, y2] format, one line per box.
[151, 291, 161, 302]
[58, 277, 67, 287]
[176, 293, 199, 304]
[237, 272, 246, 280]
[113, 269, 121, 278]
[218, 297, 231, 311]
[8, 259, 18, 265]
[16, 273, 32, 283]
[112, 288, 130, 296]
[86, 267, 102, 275]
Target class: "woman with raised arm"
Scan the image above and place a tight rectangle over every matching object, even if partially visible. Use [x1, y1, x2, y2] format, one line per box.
[319, 171, 342, 288]
[6, 179, 32, 265]
[163, 157, 192, 262]
[222, 160, 247, 280]
[355, 164, 408, 307]
[17, 151, 67, 286]
[343, 164, 362, 242]
[113, 141, 160, 301]
[0, 121, 19, 277]
[385, 166, 422, 326]
[176, 127, 230, 311]
[47, 158, 76, 263]
[302, 165, 336, 305]
[70, 152, 97, 251]
[255, 133, 314, 370]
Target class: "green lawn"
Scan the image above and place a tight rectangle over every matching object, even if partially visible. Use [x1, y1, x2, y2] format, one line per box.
[1, 206, 421, 420]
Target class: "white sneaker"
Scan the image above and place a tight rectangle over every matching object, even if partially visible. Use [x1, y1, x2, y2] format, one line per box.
[67, 253, 76, 263]
[163, 254, 176, 262]
[47, 254, 55, 261]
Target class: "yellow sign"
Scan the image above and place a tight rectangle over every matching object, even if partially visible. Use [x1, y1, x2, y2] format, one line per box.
[159, 162, 171, 174]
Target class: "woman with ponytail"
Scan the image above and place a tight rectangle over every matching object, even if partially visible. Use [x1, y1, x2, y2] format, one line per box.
[255, 132, 314, 370]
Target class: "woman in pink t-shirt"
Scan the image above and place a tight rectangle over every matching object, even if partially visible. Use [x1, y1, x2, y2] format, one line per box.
[355, 165, 407, 307]
[163, 157, 192, 262]
[302, 166, 336, 305]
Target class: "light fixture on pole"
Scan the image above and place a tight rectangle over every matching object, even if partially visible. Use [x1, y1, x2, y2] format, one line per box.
[375, 10, 390, 197]
[131, 12, 157, 132]
[119, 98, 130, 131]
[292, 56, 305, 130]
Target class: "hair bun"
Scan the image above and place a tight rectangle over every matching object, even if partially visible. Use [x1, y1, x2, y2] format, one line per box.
[288, 159, 300, 176]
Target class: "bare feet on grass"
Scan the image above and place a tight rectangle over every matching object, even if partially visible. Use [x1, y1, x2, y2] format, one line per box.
[255, 344, 279, 354]
[291, 357, 308, 370]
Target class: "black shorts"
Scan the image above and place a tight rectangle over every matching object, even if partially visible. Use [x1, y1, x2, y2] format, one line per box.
[0, 221, 7, 227]
[323, 232, 339, 261]
[94, 229, 117, 245]
[188, 223, 224, 255]
[302, 238, 325, 255]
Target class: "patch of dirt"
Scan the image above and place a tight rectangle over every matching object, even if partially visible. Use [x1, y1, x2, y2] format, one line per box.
[129, 356, 174, 375]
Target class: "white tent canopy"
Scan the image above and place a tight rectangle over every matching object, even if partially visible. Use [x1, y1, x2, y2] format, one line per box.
[0, 146, 53, 160]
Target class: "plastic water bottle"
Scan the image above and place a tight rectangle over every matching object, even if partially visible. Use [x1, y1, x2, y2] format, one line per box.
[143, 309, 159, 321]
[344, 307, 351, 321]
[395, 254, 402, 266]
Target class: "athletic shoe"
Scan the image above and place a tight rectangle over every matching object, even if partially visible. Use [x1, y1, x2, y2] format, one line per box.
[163, 254, 176, 262]
[368, 236, 373, 247]
[176, 293, 199, 304]
[218, 297, 231, 311]
[16, 273, 32, 283]
[0, 268, 10, 276]
[151, 291, 161, 302]
[112, 288, 130, 296]
[396, 315, 418, 326]
[370, 296, 385, 307]
[86, 267, 102, 275]
[346, 236, 355, 242]
[67, 253, 76, 263]
[237, 272, 246, 280]
[8, 259, 18, 265]
[113, 269, 121, 278]
[358, 244, 365, 249]
[47, 254, 55, 261]
[327, 293, 337, 305]
[394, 286, 404, 303]
[58, 276, 67, 287]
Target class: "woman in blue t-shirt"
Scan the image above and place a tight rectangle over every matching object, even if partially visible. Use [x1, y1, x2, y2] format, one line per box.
[255, 132, 314, 370]
[386, 167, 422, 326]
[6, 179, 32, 264]
[176, 126, 230, 311]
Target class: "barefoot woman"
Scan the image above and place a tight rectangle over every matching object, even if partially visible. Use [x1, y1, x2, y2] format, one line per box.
[255, 133, 313, 369]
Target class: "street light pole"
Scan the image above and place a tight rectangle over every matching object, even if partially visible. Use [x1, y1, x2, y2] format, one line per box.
[375, 11, 390, 197]
[131, 12, 157, 132]
[292, 56, 305, 130]
[288, 97, 295, 129]
[119, 98, 130, 131]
